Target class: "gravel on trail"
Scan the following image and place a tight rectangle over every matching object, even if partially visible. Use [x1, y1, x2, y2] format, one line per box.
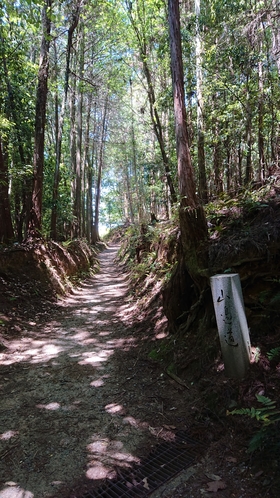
[0, 245, 188, 497]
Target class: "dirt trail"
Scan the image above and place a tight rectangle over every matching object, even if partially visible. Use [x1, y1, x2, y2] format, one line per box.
[0, 245, 168, 498]
[0, 245, 274, 498]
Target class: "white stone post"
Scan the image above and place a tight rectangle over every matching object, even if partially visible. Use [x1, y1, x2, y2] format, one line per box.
[210, 273, 251, 379]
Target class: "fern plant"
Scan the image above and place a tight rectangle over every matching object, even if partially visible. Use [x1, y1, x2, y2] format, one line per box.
[227, 394, 280, 453]
[267, 347, 280, 361]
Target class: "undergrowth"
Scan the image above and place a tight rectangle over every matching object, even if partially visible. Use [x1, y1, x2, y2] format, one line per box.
[117, 221, 177, 286]
[227, 394, 280, 454]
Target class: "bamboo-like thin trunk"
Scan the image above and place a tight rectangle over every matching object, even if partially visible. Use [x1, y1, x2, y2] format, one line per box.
[0, 29, 31, 241]
[50, 3, 81, 240]
[195, 0, 207, 203]
[245, 111, 252, 185]
[213, 120, 223, 194]
[126, 2, 177, 205]
[83, 94, 93, 242]
[73, 27, 84, 239]
[0, 137, 14, 242]
[258, 58, 265, 182]
[92, 96, 109, 243]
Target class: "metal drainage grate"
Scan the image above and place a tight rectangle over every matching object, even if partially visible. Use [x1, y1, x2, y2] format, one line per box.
[82, 432, 203, 497]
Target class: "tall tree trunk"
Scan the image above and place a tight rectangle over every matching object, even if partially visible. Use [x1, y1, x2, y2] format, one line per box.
[262, 12, 277, 173]
[92, 96, 109, 244]
[87, 161, 94, 243]
[258, 58, 265, 182]
[225, 132, 231, 192]
[50, 2, 82, 240]
[238, 141, 243, 188]
[195, 0, 207, 203]
[70, 77, 77, 238]
[213, 119, 223, 194]
[244, 74, 252, 185]
[168, 0, 197, 207]
[245, 109, 252, 185]
[74, 89, 82, 238]
[83, 94, 92, 242]
[0, 28, 30, 241]
[130, 79, 139, 222]
[125, 159, 135, 223]
[73, 27, 84, 239]
[271, 0, 280, 78]
[28, 0, 52, 236]
[142, 58, 177, 206]
[88, 100, 98, 243]
[168, 0, 208, 292]
[0, 137, 14, 242]
[126, 1, 177, 205]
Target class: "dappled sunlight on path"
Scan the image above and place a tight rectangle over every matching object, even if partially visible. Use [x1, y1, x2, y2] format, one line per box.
[0, 245, 134, 367]
[0, 244, 157, 498]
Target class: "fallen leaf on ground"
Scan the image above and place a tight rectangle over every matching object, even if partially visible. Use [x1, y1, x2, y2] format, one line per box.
[142, 477, 150, 490]
[207, 480, 227, 492]
[254, 470, 264, 478]
[162, 424, 176, 429]
[205, 473, 221, 481]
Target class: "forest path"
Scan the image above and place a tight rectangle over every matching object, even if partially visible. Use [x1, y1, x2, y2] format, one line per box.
[0, 244, 171, 498]
[0, 245, 267, 498]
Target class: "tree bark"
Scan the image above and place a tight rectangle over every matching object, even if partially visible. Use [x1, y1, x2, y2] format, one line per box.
[126, 1, 177, 206]
[130, 79, 140, 222]
[213, 119, 223, 194]
[28, 0, 52, 236]
[142, 58, 178, 206]
[168, 0, 197, 208]
[70, 77, 77, 239]
[92, 95, 109, 244]
[73, 26, 84, 239]
[83, 93, 93, 242]
[258, 57, 265, 182]
[245, 109, 252, 185]
[0, 29, 31, 241]
[125, 160, 135, 223]
[168, 0, 208, 292]
[0, 138, 14, 243]
[244, 74, 252, 185]
[195, 0, 207, 203]
[50, 1, 82, 240]
[270, 0, 280, 78]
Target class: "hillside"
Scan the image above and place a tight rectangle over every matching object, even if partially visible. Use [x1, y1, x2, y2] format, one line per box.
[114, 184, 280, 496]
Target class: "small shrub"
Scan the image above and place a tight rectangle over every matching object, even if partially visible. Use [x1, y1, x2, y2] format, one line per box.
[227, 394, 280, 453]
[267, 347, 280, 361]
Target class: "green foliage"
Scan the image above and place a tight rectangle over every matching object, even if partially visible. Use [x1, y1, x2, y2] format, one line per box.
[204, 185, 277, 241]
[61, 239, 73, 248]
[2, 0, 280, 241]
[227, 394, 280, 453]
[258, 290, 270, 305]
[267, 347, 280, 361]
[228, 395, 280, 424]
[118, 220, 177, 290]
[148, 339, 173, 362]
